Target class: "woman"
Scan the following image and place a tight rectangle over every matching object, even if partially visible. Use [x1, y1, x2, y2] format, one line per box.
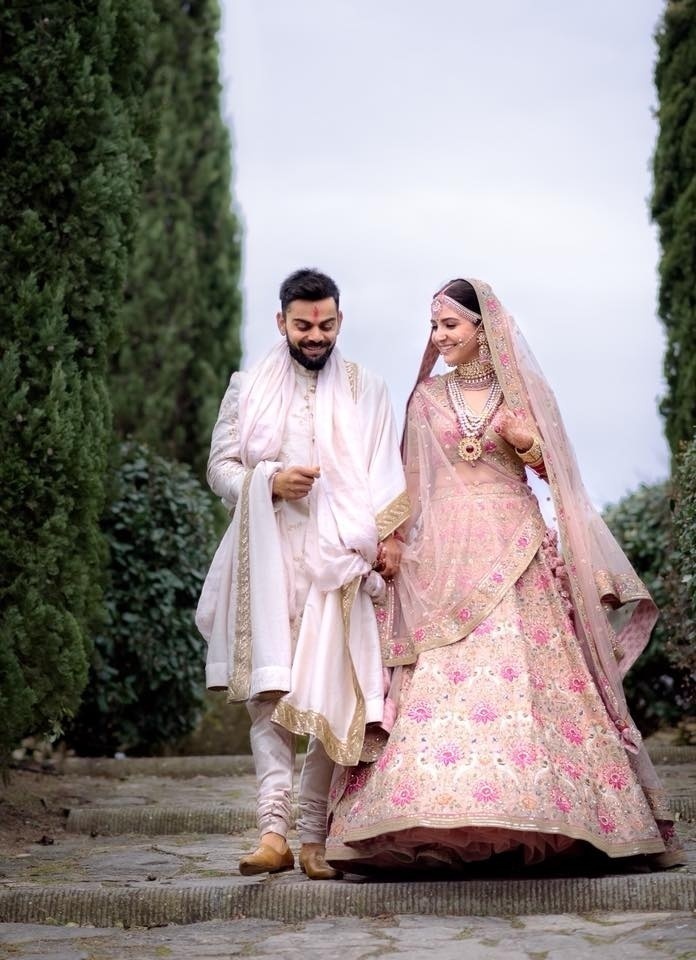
[325, 278, 683, 871]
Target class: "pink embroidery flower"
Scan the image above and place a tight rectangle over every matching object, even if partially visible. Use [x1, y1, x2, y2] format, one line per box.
[472, 780, 499, 803]
[491, 571, 504, 584]
[391, 641, 405, 656]
[535, 573, 551, 590]
[529, 672, 546, 690]
[559, 758, 582, 780]
[413, 628, 425, 643]
[500, 352, 511, 367]
[484, 439, 497, 452]
[604, 766, 629, 791]
[407, 701, 433, 723]
[510, 744, 537, 768]
[598, 812, 616, 834]
[567, 675, 587, 693]
[345, 769, 368, 795]
[391, 782, 416, 807]
[553, 790, 573, 813]
[470, 703, 497, 724]
[457, 607, 472, 623]
[533, 627, 549, 647]
[375, 608, 387, 623]
[474, 619, 493, 635]
[517, 535, 529, 548]
[500, 663, 521, 682]
[447, 667, 469, 684]
[376, 746, 398, 772]
[434, 743, 462, 766]
[560, 720, 585, 745]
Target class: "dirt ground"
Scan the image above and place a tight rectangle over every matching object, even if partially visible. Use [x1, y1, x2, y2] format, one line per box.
[0, 764, 86, 856]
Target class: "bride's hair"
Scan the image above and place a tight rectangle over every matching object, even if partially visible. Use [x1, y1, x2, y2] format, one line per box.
[438, 278, 481, 318]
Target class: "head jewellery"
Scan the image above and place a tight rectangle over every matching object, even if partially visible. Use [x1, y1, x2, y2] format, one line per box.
[431, 294, 481, 325]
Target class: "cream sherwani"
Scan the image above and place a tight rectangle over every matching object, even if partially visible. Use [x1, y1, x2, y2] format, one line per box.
[197, 344, 408, 841]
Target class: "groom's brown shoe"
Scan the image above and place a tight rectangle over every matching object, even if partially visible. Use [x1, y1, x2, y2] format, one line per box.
[299, 843, 343, 880]
[239, 842, 295, 876]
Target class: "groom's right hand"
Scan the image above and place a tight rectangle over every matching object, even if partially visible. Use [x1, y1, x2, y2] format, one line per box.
[272, 465, 321, 501]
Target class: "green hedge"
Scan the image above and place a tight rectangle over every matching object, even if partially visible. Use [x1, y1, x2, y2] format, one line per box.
[65, 444, 218, 755]
[603, 481, 692, 733]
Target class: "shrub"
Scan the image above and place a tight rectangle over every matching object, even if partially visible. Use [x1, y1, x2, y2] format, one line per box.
[603, 481, 690, 733]
[65, 443, 218, 755]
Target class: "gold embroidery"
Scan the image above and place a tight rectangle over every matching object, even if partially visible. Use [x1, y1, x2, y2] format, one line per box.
[595, 569, 651, 607]
[344, 360, 358, 402]
[376, 490, 410, 540]
[227, 471, 253, 701]
[272, 699, 367, 766]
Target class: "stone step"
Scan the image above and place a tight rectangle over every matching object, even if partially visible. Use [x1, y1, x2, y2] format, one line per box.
[1, 873, 694, 926]
[58, 744, 696, 778]
[65, 793, 696, 837]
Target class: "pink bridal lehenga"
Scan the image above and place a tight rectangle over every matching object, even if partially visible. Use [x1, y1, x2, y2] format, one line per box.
[325, 279, 682, 872]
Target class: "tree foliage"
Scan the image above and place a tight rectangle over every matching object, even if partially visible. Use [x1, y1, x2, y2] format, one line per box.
[110, 0, 242, 478]
[651, 0, 696, 455]
[0, 2, 154, 762]
[65, 444, 218, 755]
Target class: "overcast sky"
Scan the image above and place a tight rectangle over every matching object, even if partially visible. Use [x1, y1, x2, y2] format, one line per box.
[219, 0, 669, 509]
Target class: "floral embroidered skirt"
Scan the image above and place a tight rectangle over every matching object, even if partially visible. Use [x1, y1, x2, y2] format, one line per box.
[325, 549, 667, 869]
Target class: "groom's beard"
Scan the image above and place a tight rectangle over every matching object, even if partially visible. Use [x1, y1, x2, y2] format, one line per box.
[286, 336, 335, 371]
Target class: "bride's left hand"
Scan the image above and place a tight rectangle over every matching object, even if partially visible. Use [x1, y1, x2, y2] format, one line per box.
[492, 405, 536, 451]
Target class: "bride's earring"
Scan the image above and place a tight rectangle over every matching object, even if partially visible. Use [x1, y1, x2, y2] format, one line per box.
[477, 328, 491, 364]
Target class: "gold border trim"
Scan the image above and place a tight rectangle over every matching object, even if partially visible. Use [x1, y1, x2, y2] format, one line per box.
[227, 471, 253, 701]
[376, 490, 410, 541]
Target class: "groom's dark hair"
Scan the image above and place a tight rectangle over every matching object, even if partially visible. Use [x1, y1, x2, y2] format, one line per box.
[279, 268, 340, 314]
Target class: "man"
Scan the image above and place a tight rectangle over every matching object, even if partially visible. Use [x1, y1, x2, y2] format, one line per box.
[196, 269, 408, 879]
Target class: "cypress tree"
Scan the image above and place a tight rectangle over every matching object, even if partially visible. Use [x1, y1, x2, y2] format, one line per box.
[0, 1, 154, 761]
[651, 0, 696, 455]
[111, 0, 242, 478]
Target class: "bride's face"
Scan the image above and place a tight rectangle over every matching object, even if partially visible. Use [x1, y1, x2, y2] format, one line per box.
[430, 310, 479, 366]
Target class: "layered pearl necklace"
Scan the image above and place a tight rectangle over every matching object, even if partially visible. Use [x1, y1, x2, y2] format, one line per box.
[446, 365, 502, 462]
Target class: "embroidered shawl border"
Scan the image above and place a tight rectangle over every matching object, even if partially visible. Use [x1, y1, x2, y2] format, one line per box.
[227, 470, 253, 702]
[376, 490, 411, 541]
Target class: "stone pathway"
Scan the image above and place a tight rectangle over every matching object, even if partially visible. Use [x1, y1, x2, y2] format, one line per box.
[0, 749, 694, 958]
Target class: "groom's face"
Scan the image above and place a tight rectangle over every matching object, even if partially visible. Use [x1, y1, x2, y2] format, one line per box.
[277, 297, 343, 371]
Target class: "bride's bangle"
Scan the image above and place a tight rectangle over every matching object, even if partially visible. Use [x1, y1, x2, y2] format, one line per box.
[515, 436, 543, 466]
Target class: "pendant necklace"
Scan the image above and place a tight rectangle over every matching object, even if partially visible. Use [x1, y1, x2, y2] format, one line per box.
[446, 368, 502, 463]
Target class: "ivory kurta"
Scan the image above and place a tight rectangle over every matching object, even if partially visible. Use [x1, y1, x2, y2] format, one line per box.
[196, 350, 408, 766]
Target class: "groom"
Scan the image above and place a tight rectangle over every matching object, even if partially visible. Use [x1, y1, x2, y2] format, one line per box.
[197, 268, 407, 879]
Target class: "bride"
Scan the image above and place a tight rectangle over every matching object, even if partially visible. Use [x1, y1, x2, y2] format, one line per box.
[326, 278, 683, 871]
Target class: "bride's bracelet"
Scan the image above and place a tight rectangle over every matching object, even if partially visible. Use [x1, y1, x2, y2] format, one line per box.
[515, 436, 543, 466]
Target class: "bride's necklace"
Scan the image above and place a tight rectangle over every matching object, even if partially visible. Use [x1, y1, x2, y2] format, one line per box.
[446, 372, 502, 463]
[454, 358, 494, 390]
